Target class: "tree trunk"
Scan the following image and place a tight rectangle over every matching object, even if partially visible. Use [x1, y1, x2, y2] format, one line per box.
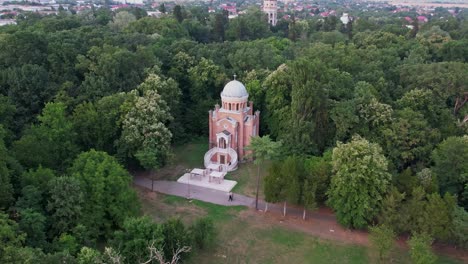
[255, 164, 260, 210]
[283, 201, 286, 217]
[303, 208, 306, 220]
[264, 202, 268, 212]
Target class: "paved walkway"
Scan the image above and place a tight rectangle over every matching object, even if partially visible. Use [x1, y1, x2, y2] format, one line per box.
[134, 175, 254, 207]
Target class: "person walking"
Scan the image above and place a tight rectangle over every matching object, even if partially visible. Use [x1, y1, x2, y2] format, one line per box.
[228, 192, 233, 202]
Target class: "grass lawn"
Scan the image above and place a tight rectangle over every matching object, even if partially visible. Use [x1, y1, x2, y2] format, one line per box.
[171, 137, 208, 169]
[148, 138, 208, 181]
[137, 188, 462, 264]
[224, 161, 271, 199]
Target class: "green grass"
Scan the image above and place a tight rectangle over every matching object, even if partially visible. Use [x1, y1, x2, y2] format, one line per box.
[171, 137, 208, 168]
[162, 194, 245, 221]
[140, 191, 464, 264]
[261, 227, 306, 248]
[225, 162, 270, 198]
[303, 241, 368, 264]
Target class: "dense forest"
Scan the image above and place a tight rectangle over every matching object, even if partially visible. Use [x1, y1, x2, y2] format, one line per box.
[0, 3, 467, 263]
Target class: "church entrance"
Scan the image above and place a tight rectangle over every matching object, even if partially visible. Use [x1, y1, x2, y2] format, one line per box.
[220, 155, 225, 164]
[218, 138, 227, 149]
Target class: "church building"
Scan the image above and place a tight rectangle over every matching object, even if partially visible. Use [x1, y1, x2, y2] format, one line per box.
[204, 79, 260, 172]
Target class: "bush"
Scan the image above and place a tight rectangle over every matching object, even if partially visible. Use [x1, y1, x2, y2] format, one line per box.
[408, 233, 436, 264]
[190, 217, 216, 250]
[369, 224, 396, 263]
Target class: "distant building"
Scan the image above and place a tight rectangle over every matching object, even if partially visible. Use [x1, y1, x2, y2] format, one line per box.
[0, 19, 16, 26]
[112, 0, 144, 4]
[340, 13, 350, 24]
[263, 0, 277, 26]
[417, 15, 428, 23]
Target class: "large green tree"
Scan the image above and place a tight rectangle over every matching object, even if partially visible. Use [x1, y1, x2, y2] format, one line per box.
[111, 216, 163, 263]
[13, 102, 79, 171]
[69, 150, 139, 238]
[18, 209, 47, 249]
[72, 92, 129, 154]
[327, 136, 391, 228]
[120, 87, 173, 170]
[431, 136, 468, 209]
[47, 177, 84, 237]
[0, 127, 13, 209]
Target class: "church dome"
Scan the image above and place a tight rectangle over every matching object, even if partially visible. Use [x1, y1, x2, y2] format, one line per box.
[221, 80, 248, 98]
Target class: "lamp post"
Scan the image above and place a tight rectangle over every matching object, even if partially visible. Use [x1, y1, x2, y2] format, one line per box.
[186, 169, 191, 199]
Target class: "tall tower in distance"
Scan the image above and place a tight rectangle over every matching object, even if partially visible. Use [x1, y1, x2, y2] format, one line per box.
[263, 0, 277, 26]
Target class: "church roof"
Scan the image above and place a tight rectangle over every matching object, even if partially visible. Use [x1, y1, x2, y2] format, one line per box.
[221, 80, 248, 98]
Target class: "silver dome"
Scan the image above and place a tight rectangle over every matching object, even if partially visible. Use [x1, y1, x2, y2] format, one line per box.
[221, 80, 248, 98]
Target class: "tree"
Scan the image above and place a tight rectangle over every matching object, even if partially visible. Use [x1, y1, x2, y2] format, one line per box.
[111, 216, 163, 263]
[137, 72, 184, 142]
[158, 3, 166, 14]
[47, 177, 84, 236]
[452, 206, 468, 249]
[3, 64, 51, 131]
[382, 108, 440, 170]
[109, 11, 136, 31]
[302, 178, 317, 220]
[304, 151, 332, 203]
[187, 58, 226, 135]
[70, 150, 139, 238]
[120, 88, 173, 170]
[0, 212, 25, 261]
[77, 247, 103, 264]
[20, 166, 56, 191]
[13, 102, 79, 171]
[190, 217, 215, 250]
[15, 185, 44, 213]
[161, 218, 191, 261]
[72, 93, 129, 155]
[18, 209, 47, 249]
[281, 156, 304, 216]
[0, 127, 13, 209]
[213, 13, 227, 42]
[378, 187, 405, 233]
[431, 136, 468, 209]
[76, 44, 155, 101]
[369, 224, 396, 263]
[327, 136, 391, 228]
[280, 59, 346, 155]
[408, 233, 437, 264]
[245, 135, 282, 210]
[264, 161, 284, 212]
[173, 5, 183, 23]
[399, 187, 456, 240]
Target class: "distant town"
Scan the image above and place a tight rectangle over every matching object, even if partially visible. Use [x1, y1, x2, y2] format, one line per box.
[0, 0, 466, 26]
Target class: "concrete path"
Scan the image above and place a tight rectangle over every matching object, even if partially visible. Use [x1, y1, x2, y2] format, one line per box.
[134, 175, 254, 207]
[133, 175, 335, 222]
